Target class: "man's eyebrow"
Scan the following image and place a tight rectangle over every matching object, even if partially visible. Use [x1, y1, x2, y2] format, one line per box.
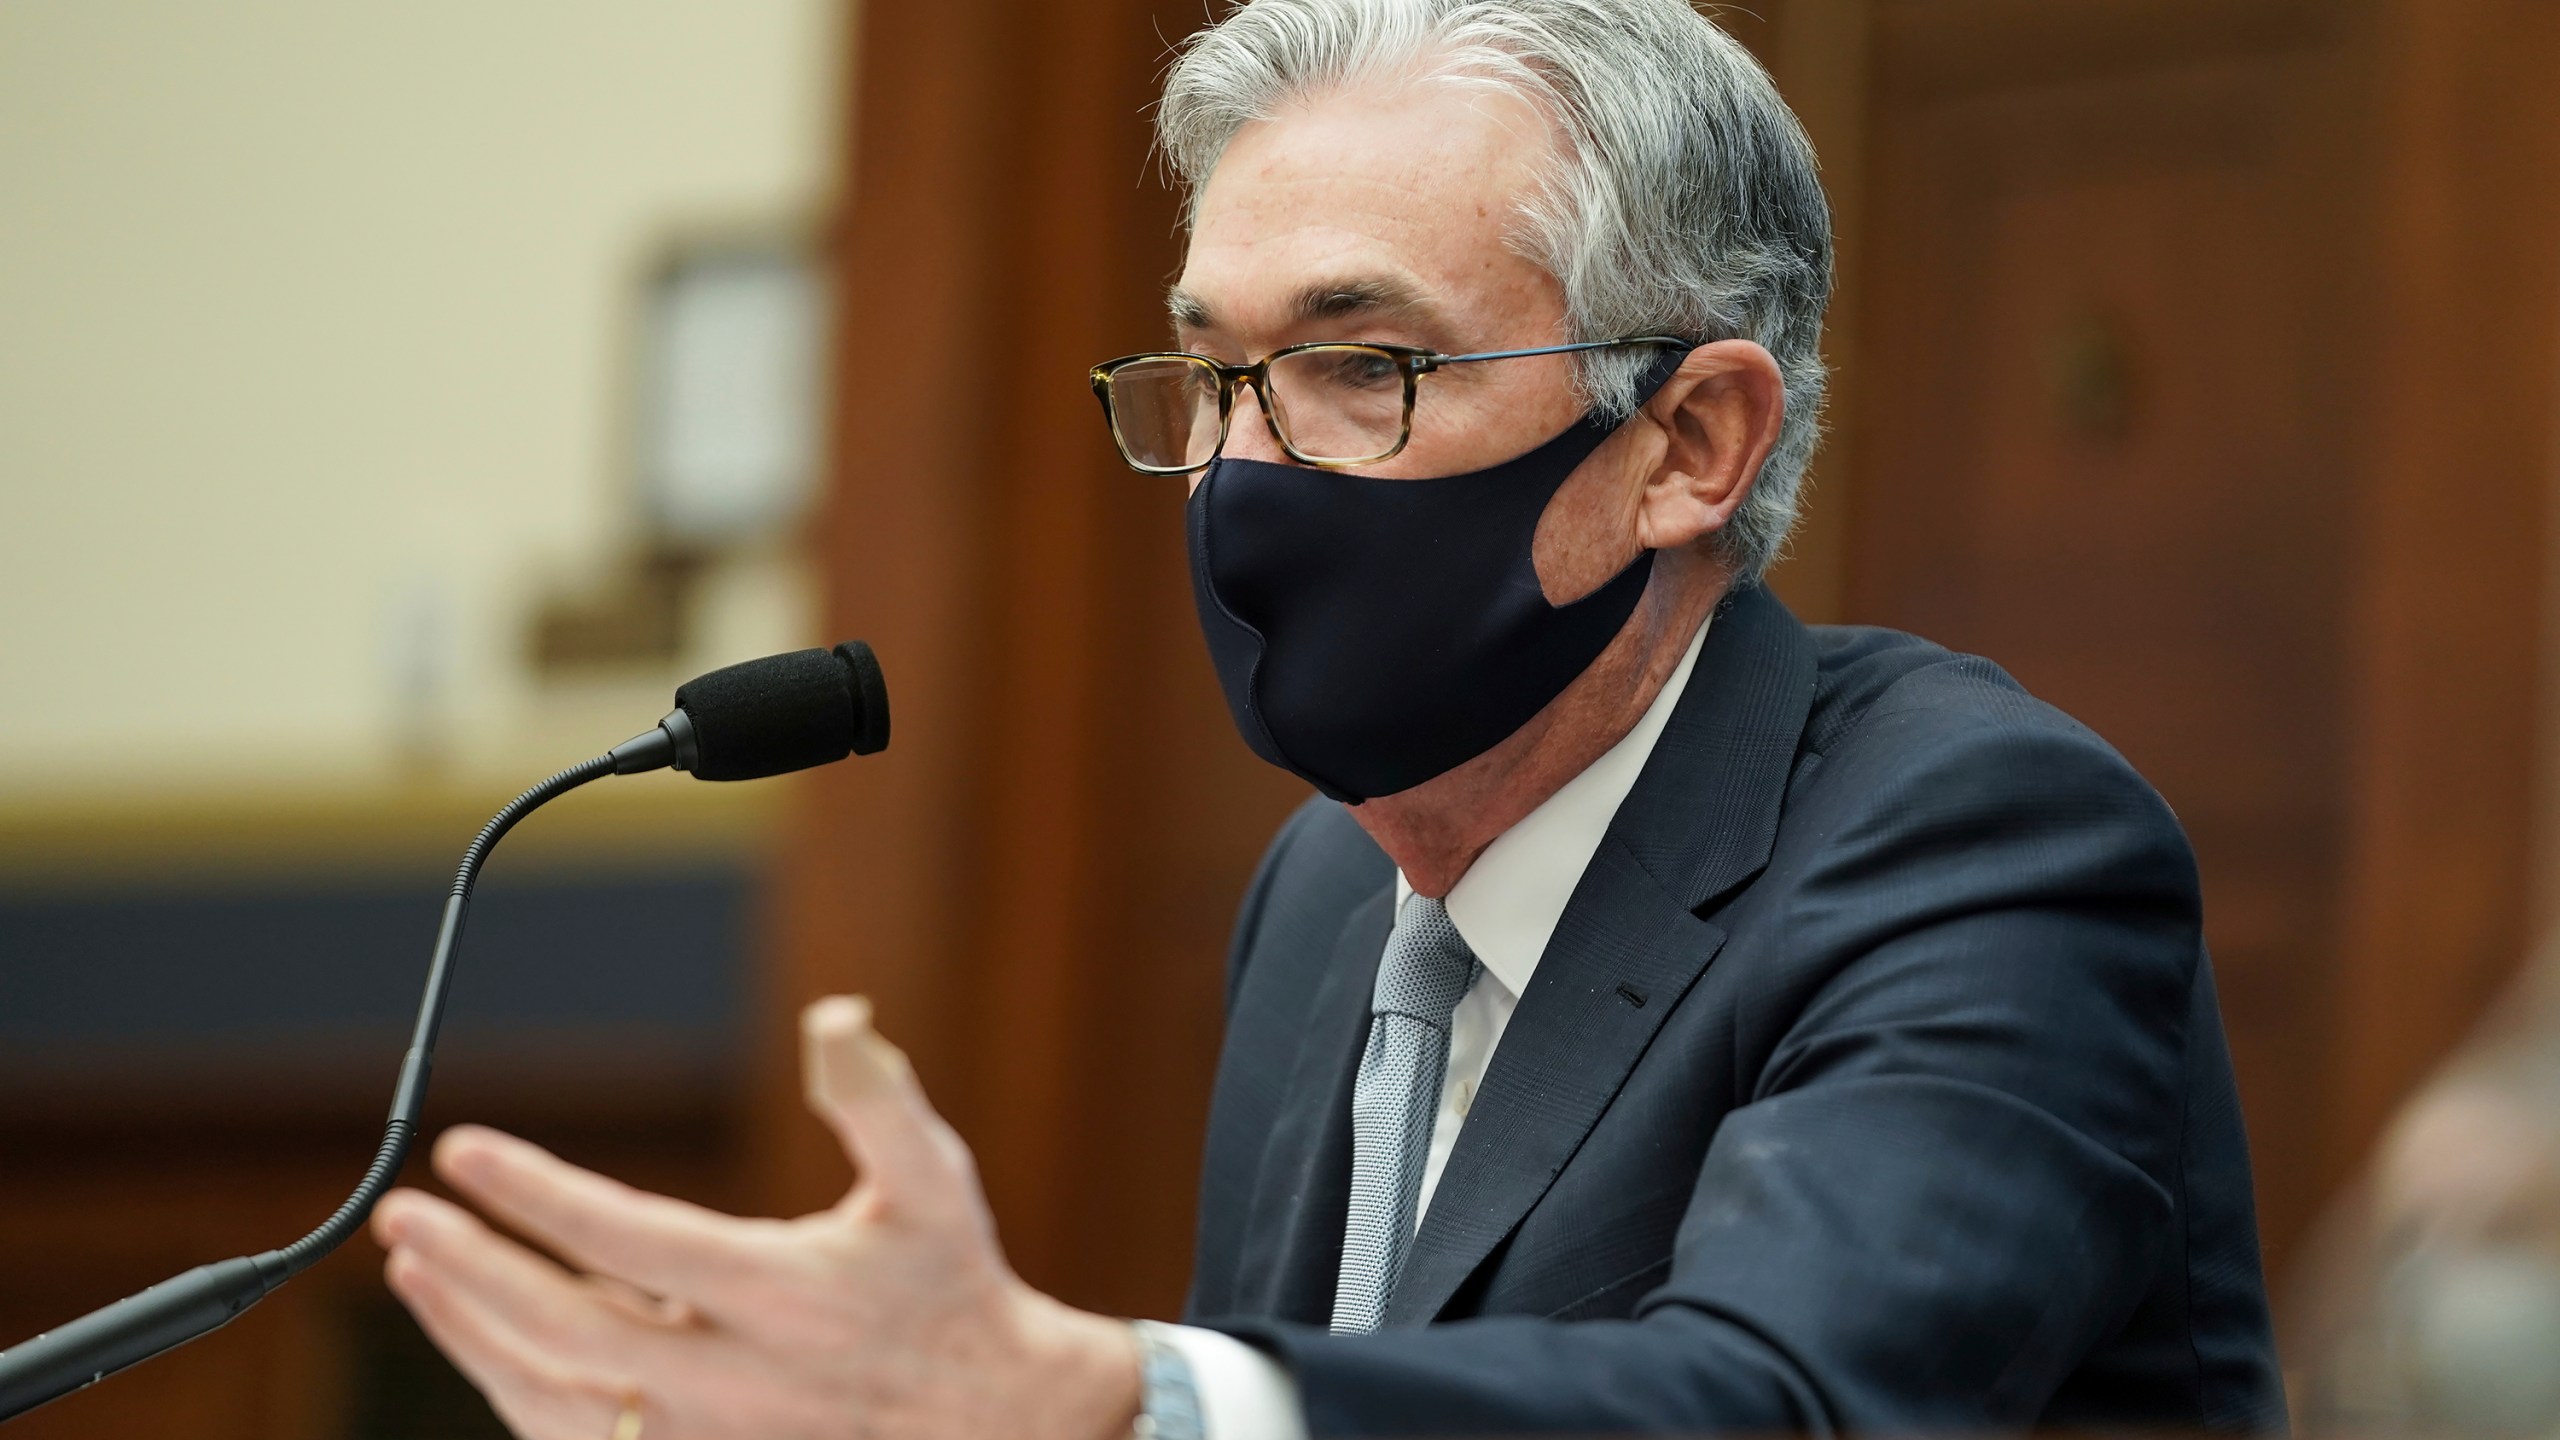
[1291, 275, 1439, 327]
[1163, 276, 1448, 335]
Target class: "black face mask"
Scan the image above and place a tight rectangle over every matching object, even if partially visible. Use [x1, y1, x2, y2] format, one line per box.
[1186, 348, 1687, 803]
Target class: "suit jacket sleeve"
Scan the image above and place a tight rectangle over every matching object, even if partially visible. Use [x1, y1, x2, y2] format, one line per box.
[1209, 710, 2211, 1435]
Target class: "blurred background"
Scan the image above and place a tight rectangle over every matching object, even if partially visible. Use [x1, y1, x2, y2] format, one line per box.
[4, 0, 2558, 1435]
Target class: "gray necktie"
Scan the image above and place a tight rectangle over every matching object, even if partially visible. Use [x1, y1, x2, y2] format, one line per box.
[1332, 892, 1481, 1334]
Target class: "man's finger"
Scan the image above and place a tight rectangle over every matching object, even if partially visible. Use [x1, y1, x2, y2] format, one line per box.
[383, 1244, 638, 1440]
[431, 1124, 784, 1316]
[583, 1271, 700, 1329]
[802, 994, 975, 1216]
[373, 1188, 665, 1366]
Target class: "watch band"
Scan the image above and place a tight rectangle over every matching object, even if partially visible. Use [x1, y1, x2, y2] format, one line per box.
[1129, 1321, 1208, 1440]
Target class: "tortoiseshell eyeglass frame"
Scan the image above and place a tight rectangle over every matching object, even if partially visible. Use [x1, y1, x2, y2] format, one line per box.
[1087, 335, 1690, 475]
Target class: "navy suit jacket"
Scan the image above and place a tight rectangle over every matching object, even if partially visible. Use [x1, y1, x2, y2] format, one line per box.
[1184, 584, 2285, 1434]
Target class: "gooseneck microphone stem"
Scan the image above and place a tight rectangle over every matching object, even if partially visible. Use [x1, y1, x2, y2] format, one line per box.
[285, 753, 621, 1272]
[0, 639, 886, 1422]
[0, 753, 620, 1421]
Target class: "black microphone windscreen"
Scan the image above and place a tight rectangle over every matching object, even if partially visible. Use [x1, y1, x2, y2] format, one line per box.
[671, 641, 890, 781]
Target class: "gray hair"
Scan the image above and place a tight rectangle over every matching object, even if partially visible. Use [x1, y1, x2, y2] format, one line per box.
[1158, 0, 1833, 583]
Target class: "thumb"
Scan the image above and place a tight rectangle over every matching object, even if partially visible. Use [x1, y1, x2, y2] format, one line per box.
[801, 995, 970, 1216]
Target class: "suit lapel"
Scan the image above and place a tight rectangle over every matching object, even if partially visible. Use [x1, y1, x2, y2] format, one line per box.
[1231, 884, 1393, 1323]
[1386, 583, 1820, 1325]
[1609, 584, 1820, 912]
[1387, 841, 1725, 1324]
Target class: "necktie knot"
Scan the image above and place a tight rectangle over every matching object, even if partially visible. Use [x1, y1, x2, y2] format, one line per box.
[1372, 893, 1477, 1030]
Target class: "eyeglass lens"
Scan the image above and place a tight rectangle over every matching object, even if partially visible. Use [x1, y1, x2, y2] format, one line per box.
[1108, 346, 1408, 470]
[1106, 357, 1226, 472]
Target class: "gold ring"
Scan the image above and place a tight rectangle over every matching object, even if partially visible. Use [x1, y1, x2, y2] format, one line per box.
[610, 1390, 645, 1440]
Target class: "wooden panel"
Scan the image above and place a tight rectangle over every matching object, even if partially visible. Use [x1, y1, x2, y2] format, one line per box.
[759, 0, 1308, 1320]
[1850, 9, 2364, 1272]
[1762, 0, 1872, 626]
[1872, 0, 2341, 101]
[2327, 0, 2560, 1196]
[1847, 0, 2560, 1289]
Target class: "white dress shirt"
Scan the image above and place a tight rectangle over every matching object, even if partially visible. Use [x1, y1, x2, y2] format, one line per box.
[1159, 614, 1714, 1440]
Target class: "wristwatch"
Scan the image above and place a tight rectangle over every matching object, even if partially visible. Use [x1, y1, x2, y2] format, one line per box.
[1129, 1320, 1206, 1440]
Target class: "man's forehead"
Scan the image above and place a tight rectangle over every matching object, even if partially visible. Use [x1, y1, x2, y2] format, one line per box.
[1170, 81, 1558, 336]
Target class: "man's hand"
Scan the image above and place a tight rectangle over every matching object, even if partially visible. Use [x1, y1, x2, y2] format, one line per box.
[372, 996, 1143, 1440]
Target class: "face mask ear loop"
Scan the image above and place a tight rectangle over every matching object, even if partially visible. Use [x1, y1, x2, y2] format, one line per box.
[1521, 343, 1693, 600]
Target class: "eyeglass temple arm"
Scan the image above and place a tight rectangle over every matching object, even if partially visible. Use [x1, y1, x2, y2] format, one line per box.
[1424, 336, 1690, 368]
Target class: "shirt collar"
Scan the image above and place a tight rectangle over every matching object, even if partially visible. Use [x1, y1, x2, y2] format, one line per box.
[1396, 610, 1713, 997]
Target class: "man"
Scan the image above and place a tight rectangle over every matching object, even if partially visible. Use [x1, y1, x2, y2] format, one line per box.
[372, 1, 2287, 1435]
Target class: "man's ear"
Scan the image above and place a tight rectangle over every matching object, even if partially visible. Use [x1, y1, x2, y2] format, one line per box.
[1633, 339, 1786, 552]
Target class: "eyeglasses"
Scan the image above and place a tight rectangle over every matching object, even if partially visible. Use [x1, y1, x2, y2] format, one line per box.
[1088, 335, 1689, 474]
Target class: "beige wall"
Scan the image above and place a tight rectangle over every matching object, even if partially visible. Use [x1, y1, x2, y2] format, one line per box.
[0, 1, 844, 809]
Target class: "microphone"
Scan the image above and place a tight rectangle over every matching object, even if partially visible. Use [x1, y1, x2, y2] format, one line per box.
[0, 641, 891, 1421]
[611, 640, 891, 781]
